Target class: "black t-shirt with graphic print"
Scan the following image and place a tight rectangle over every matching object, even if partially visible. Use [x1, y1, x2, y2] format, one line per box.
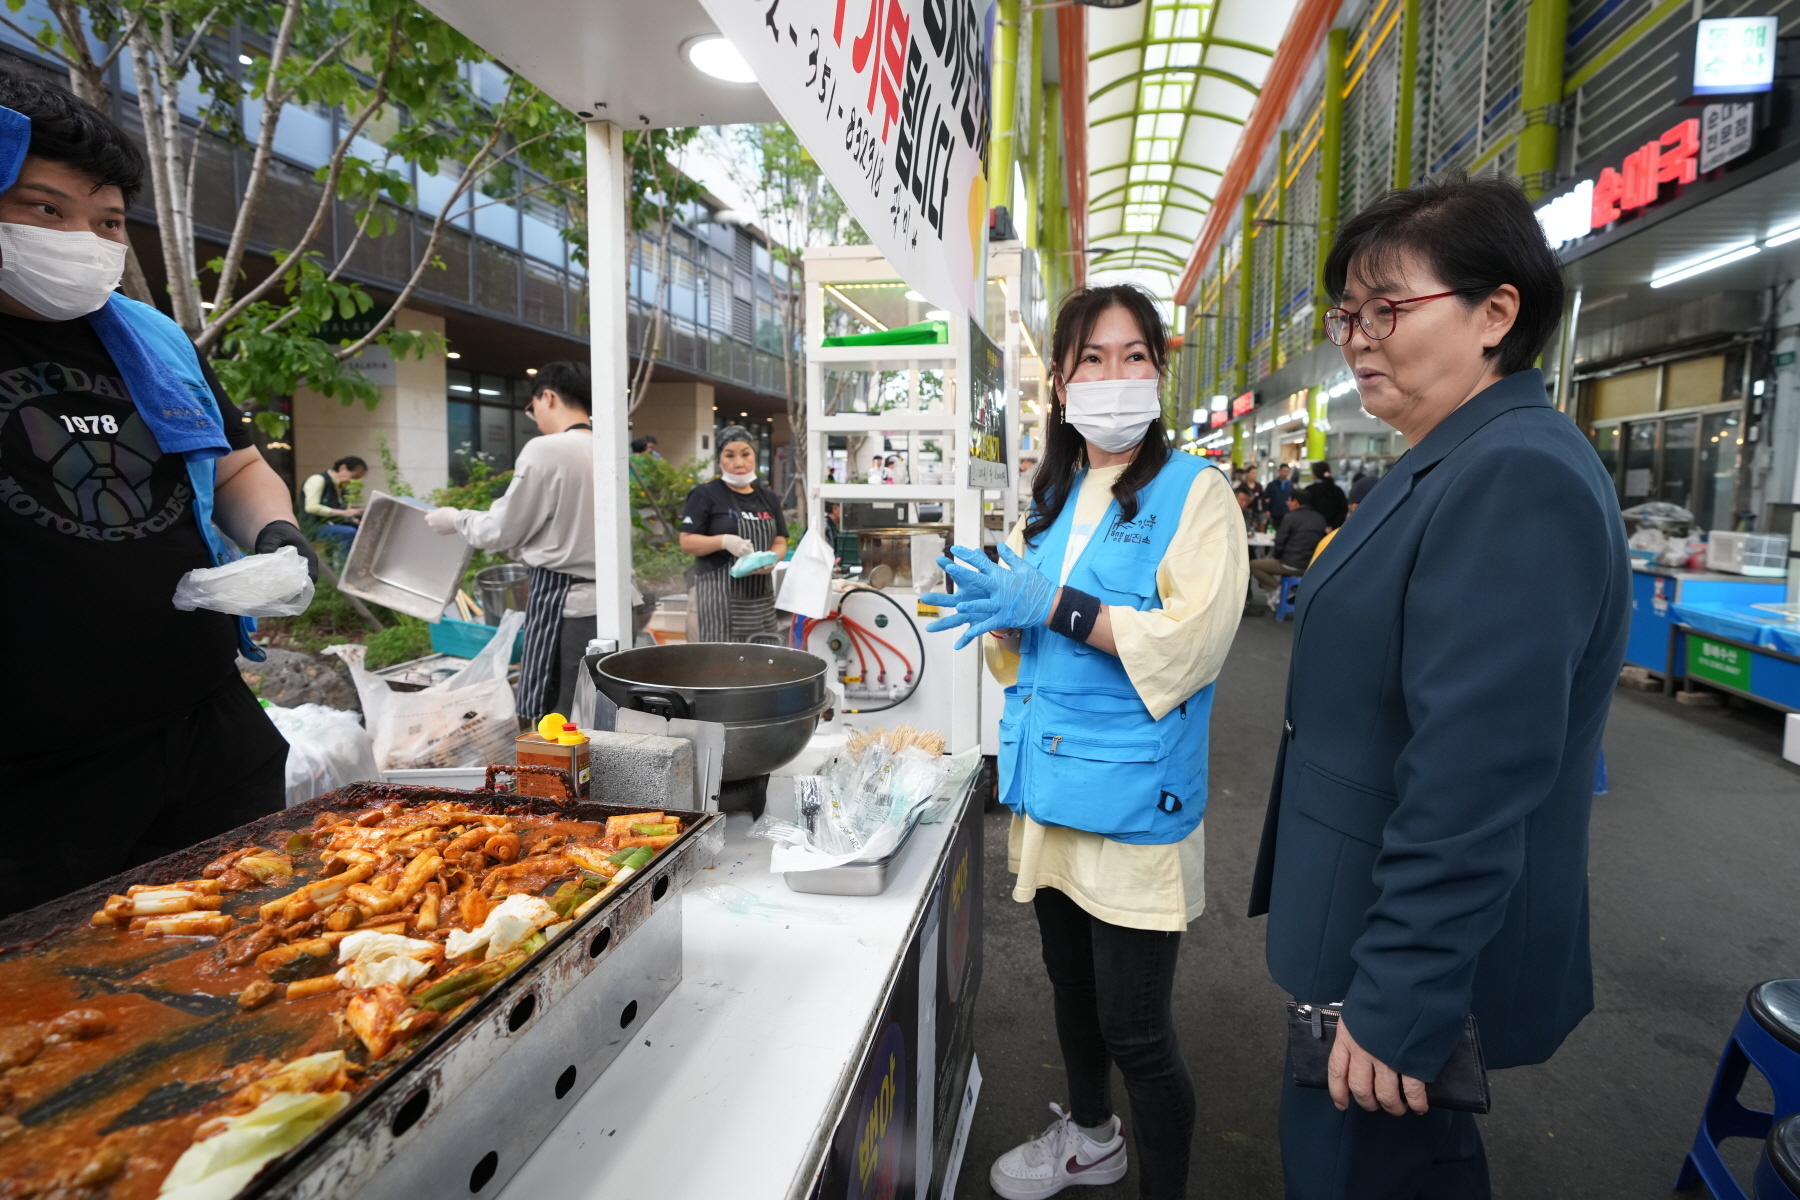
[680, 478, 788, 571]
[0, 312, 253, 759]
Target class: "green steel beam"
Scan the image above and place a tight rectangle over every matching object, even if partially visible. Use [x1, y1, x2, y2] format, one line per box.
[1087, 198, 1212, 220]
[1089, 108, 1246, 128]
[989, 0, 1021, 211]
[1517, 0, 1568, 198]
[1089, 65, 1262, 103]
[1022, 7, 1042, 247]
[1271, 131, 1288, 371]
[1234, 192, 1256, 392]
[1043, 81, 1067, 301]
[1093, 246, 1191, 267]
[1312, 29, 1346, 346]
[1214, 243, 1227, 400]
[1087, 178, 1216, 208]
[1088, 34, 1277, 62]
[1394, 0, 1420, 189]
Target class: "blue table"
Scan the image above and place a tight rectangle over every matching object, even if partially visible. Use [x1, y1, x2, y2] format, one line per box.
[1627, 567, 1783, 674]
[1664, 599, 1800, 713]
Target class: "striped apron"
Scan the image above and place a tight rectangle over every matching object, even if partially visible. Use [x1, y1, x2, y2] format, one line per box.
[518, 565, 586, 722]
[692, 508, 779, 642]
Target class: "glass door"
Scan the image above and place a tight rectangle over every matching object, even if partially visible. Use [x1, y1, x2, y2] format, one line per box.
[1697, 409, 1744, 531]
[1659, 417, 1698, 512]
[1593, 426, 1620, 490]
[1623, 421, 1657, 506]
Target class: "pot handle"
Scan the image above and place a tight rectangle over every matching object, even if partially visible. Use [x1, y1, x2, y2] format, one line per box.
[627, 687, 691, 720]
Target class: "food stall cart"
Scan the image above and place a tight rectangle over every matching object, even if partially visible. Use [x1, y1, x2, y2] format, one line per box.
[1661, 601, 1800, 712]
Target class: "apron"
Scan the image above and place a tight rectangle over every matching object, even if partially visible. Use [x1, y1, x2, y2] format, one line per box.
[518, 565, 589, 722]
[693, 505, 779, 642]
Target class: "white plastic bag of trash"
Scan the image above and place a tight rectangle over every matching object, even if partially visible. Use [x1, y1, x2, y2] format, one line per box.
[262, 702, 379, 807]
[173, 545, 314, 617]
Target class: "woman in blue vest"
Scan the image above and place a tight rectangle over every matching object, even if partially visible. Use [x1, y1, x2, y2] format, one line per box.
[923, 284, 1247, 1200]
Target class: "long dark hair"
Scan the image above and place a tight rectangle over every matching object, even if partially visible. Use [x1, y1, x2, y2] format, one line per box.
[1024, 284, 1172, 546]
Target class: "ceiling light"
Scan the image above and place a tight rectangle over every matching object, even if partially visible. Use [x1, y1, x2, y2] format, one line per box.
[683, 35, 757, 84]
[447, 351, 461, 359]
[905, 290, 927, 302]
[1650, 243, 1759, 288]
[526, 368, 537, 375]
[926, 309, 951, 320]
[238, 54, 253, 65]
[1766, 226, 1800, 249]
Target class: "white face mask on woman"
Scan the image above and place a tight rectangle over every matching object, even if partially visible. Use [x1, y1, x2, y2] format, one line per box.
[0, 223, 126, 320]
[720, 469, 757, 487]
[1062, 377, 1161, 453]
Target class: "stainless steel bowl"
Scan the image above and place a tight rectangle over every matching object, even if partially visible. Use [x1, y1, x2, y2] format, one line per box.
[593, 643, 830, 781]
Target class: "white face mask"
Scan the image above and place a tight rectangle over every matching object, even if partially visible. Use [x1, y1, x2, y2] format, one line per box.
[1062, 377, 1162, 453]
[720, 469, 757, 487]
[0, 223, 126, 320]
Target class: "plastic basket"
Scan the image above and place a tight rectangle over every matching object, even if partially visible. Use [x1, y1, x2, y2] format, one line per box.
[429, 616, 525, 663]
[1707, 531, 1789, 577]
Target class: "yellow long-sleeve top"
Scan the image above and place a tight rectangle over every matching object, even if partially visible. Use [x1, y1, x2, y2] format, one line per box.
[986, 461, 1247, 931]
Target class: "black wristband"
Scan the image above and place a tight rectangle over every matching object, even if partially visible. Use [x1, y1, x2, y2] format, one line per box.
[1050, 586, 1101, 644]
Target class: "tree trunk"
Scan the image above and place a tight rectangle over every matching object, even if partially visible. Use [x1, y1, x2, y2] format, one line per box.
[130, 26, 202, 333]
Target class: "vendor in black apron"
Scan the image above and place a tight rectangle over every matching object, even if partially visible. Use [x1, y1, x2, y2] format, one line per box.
[679, 426, 786, 642]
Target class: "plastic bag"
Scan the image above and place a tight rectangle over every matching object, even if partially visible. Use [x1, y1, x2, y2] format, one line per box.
[754, 731, 953, 873]
[263, 703, 379, 807]
[326, 609, 524, 772]
[776, 526, 836, 618]
[730, 549, 780, 578]
[173, 546, 314, 617]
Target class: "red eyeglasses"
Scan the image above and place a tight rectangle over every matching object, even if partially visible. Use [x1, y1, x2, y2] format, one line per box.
[1323, 291, 1460, 346]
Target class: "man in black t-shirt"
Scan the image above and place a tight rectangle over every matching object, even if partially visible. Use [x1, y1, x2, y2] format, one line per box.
[0, 78, 315, 916]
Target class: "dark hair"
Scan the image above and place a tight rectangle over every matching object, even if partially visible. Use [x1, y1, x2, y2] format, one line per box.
[331, 456, 366, 472]
[1295, 485, 1317, 507]
[629, 437, 647, 453]
[643, 434, 657, 444]
[0, 73, 143, 202]
[1323, 176, 1564, 377]
[1311, 461, 1331, 479]
[530, 360, 590, 412]
[1025, 284, 1172, 546]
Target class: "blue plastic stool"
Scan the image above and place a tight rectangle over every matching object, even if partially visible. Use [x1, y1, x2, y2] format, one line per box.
[1756, 1114, 1800, 1199]
[1274, 575, 1301, 621]
[1678, 980, 1800, 1199]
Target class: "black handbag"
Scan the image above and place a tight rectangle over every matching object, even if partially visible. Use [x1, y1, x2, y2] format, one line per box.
[1286, 1001, 1491, 1114]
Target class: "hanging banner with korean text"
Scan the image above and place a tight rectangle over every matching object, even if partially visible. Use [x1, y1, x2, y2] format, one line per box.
[698, 0, 994, 318]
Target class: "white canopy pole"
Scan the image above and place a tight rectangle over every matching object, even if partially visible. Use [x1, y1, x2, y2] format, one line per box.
[587, 120, 633, 650]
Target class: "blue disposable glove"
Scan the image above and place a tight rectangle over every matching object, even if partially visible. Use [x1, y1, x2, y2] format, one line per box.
[919, 543, 1057, 650]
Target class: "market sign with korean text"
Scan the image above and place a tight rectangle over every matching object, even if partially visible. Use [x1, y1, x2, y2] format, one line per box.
[1534, 107, 1760, 250]
[1687, 634, 1751, 690]
[1230, 392, 1255, 416]
[1693, 16, 1779, 96]
[699, 0, 993, 318]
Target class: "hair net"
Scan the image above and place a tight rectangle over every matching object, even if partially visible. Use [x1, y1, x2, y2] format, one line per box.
[716, 425, 756, 461]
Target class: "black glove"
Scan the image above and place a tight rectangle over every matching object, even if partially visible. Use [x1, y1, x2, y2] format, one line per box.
[255, 520, 321, 582]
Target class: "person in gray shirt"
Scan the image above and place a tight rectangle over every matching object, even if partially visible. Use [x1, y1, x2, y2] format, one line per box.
[1249, 485, 1328, 607]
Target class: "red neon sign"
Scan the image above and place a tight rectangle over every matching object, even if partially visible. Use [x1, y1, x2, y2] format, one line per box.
[1592, 118, 1698, 227]
[1209, 410, 1228, 427]
[1231, 392, 1255, 416]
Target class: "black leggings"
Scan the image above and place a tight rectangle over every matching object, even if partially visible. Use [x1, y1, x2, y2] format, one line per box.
[1034, 886, 1195, 1200]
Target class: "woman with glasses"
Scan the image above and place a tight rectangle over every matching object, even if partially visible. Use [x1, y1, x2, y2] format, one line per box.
[1248, 178, 1629, 1198]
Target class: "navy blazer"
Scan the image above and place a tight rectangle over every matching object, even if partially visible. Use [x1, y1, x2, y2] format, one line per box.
[1247, 369, 1628, 1079]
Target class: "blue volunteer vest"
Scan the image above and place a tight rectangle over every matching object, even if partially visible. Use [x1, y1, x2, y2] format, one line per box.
[998, 451, 1219, 844]
[90, 294, 264, 661]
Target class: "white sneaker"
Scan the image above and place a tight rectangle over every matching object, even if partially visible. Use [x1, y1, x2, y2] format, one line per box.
[989, 1102, 1127, 1199]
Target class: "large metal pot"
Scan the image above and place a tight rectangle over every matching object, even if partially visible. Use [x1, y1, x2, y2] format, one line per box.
[855, 524, 952, 586]
[593, 643, 831, 781]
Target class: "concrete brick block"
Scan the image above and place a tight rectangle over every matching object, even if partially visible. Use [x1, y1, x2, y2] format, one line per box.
[586, 731, 696, 811]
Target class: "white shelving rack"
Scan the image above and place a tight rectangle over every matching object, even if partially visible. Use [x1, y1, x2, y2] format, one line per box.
[800, 246, 997, 756]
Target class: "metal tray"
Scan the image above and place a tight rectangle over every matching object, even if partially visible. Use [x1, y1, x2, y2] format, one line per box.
[782, 813, 923, 897]
[340, 492, 474, 622]
[0, 782, 722, 1200]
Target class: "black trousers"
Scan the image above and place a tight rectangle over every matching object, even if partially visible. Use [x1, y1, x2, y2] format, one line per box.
[1034, 886, 1195, 1200]
[0, 675, 287, 918]
[1279, 1057, 1489, 1200]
